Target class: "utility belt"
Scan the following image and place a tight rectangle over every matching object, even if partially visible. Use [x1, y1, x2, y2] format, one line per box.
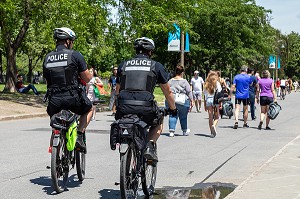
[117, 100, 153, 107]
[44, 85, 84, 102]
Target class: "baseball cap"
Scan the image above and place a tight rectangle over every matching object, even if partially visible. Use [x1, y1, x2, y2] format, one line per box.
[194, 70, 199, 74]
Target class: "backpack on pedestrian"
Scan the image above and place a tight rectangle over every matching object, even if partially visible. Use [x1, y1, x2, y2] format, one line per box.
[267, 102, 282, 120]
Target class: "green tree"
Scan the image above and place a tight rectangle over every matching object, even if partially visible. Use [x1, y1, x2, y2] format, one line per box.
[284, 32, 300, 79]
[0, 0, 48, 92]
[188, 0, 275, 77]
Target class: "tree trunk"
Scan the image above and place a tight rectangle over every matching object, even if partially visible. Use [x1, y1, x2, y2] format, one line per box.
[27, 56, 33, 83]
[3, 46, 18, 92]
[0, 49, 3, 83]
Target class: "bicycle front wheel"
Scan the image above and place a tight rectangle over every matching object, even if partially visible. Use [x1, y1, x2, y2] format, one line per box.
[142, 159, 157, 196]
[51, 137, 69, 193]
[75, 150, 86, 181]
[120, 146, 139, 199]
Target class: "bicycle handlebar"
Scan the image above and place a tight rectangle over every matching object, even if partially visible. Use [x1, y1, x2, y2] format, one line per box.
[157, 107, 178, 117]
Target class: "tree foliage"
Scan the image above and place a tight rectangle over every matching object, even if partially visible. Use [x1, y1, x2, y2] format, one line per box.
[1, 0, 300, 92]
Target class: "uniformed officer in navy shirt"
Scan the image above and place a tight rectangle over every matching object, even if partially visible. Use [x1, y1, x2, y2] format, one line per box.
[115, 37, 177, 161]
[43, 27, 92, 151]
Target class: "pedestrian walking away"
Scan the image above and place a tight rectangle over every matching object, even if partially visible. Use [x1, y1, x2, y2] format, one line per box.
[248, 68, 258, 120]
[280, 78, 287, 99]
[203, 70, 222, 138]
[167, 65, 194, 137]
[293, 80, 299, 92]
[86, 67, 103, 121]
[108, 66, 118, 116]
[256, 70, 277, 130]
[219, 78, 233, 119]
[190, 70, 204, 113]
[275, 78, 281, 97]
[230, 65, 253, 129]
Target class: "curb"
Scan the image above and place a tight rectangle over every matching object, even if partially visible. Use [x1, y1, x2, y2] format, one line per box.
[0, 109, 112, 122]
[0, 113, 49, 121]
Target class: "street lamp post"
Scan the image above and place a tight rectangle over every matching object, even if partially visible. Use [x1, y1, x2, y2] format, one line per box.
[275, 56, 278, 81]
[275, 41, 285, 81]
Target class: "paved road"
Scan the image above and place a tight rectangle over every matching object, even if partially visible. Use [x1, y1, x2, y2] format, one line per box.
[0, 92, 300, 198]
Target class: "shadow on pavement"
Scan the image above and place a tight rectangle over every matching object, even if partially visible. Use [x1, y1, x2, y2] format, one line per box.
[99, 189, 120, 199]
[194, 133, 212, 138]
[30, 174, 82, 195]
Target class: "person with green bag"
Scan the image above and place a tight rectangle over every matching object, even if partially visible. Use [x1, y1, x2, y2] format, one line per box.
[86, 68, 103, 121]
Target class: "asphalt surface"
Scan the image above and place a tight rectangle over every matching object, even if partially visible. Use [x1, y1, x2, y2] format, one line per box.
[1, 92, 300, 199]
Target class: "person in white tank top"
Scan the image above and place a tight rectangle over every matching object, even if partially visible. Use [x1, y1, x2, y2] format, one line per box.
[86, 68, 103, 121]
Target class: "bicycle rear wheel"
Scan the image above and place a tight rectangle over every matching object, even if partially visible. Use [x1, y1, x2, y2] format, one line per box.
[142, 159, 157, 196]
[120, 146, 139, 199]
[75, 150, 86, 181]
[51, 137, 69, 193]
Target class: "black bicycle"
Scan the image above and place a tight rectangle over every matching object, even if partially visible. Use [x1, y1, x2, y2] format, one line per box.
[49, 110, 85, 193]
[110, 107, 167, 198]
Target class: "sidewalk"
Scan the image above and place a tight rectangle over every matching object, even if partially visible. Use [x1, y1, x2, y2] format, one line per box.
[226, 134, 300, 199]
[1, 99, 300, 198]
[0, 100, 48, 121]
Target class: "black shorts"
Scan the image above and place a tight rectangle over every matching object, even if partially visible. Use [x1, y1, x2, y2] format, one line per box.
[260, 96, 273, 106]
[235, 98, 249, 106]
[115, 90, 161, 126]
[280, 86, 285, 89]
[47, 89, 92, 117]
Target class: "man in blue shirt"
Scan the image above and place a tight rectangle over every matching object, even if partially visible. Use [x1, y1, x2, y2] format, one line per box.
[248, 68, 257, 120]
[230, 65, 253, 129]
[108, 66, 118, 116]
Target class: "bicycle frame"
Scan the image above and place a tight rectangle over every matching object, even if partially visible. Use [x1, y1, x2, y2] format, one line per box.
[49, 110, 85, 193]
[51, 129, 76, 166]
[116, 108, 167, 198]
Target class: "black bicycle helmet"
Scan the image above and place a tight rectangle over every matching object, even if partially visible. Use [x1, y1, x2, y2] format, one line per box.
[134, 37, 155, 51]
[53, 27, 76, 41]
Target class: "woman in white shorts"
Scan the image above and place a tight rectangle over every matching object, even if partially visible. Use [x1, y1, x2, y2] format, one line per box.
[203, 71, 222, 138]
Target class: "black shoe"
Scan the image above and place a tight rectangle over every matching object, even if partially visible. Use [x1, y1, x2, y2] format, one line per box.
[265, 126, 272, 130]
[76, 134, 86, 152]
[233, 122, 238, 129]
[258, 121, 263, 130]
[243, 123, 249, 128]
[144, 141, 158, 161]
[252, 116, 257, 120]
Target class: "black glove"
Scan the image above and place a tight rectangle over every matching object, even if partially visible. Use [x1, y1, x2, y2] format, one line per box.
[168, 108, 178, 117]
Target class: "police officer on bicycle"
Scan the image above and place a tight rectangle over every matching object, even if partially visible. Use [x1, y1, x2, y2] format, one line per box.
[43, 27, 93, 151]
[115, 37, 177, 161]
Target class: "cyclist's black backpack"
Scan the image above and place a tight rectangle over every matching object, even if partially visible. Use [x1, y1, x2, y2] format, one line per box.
[222, 100, 233, 117]
[267, 102, 282, 120]
[50, 110, 76, 129]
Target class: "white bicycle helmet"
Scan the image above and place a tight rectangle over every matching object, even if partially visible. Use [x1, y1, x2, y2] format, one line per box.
[53, 27, 76, 41]
[134, 37, 155, 51]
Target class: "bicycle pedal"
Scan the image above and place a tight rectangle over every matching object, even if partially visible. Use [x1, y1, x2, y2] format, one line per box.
[146, 159, 158, 166]
[76, 147, 87, 154]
